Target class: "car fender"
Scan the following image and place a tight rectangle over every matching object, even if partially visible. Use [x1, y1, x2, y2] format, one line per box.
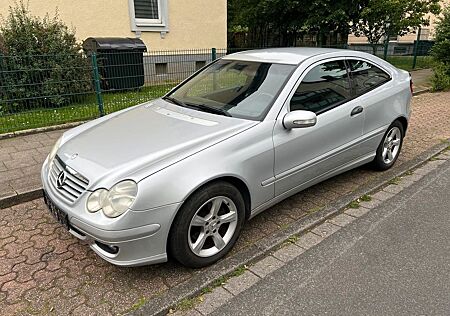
[131, 121, 276, 211]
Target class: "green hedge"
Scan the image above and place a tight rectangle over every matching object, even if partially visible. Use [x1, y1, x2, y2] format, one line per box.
[0, 2, 92, 114]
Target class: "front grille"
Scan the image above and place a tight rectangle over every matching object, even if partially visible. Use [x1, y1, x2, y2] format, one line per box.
[49, 155, 89, 203]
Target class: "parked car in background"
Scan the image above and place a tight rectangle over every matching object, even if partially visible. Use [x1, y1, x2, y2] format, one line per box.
[41, 48, 412, 268]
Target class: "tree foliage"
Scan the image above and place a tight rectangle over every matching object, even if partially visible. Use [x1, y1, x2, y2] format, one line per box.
[431, 5, 450, 90]
[431, 5, 450, 65]
[352, 0, 441, 53]
[228, 0, 361, 47]
[229, 0, 441, 50]
[306, 0, 363, 43]
[0, 1, 91, 114]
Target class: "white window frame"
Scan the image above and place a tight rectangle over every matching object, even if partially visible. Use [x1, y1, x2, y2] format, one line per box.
[128, 0, 169, 32]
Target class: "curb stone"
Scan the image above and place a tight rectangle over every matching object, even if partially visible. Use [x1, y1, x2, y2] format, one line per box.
[166, 148, 450, 316]
[0, 188, 43, 209]
[412, 88, 431, 96]
[131, 139, 449, 316]
[0, 121, 85, 140]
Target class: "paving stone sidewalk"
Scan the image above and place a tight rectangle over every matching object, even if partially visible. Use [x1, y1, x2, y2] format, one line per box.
[0, 130, 64, 200]
[0, 91, 449, 315]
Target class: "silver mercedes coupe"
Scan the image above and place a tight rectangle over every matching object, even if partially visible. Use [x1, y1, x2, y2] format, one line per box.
[41, 48, 412, 268]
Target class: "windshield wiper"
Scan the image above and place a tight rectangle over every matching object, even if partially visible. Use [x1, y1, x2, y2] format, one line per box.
[163, 96, 232, 117]
[185, 102, 232, 117]
[162, 96, 188, 108]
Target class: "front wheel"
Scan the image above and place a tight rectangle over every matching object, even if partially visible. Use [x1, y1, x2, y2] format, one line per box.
[168, 181, 245, 268]
[372, 121, 404, 171]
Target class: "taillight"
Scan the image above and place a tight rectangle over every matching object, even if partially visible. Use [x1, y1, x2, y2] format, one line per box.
[409, 73, 413, 94]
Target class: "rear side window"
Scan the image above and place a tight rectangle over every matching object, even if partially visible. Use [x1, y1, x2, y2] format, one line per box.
[290, 60, 351, 114]
[348, 60, 390, 96]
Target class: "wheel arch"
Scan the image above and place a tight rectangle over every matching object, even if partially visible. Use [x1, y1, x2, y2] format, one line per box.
[166, 175, 252, 262]
[215, 176, 252, 220]
[178, 175, 252, 221]
[395, 116, 408, 134]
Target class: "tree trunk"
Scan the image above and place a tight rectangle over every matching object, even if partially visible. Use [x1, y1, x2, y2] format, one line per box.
[371, 44, 377, 55]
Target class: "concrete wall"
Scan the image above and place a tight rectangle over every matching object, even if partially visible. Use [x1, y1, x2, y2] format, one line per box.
[0, 0, 227, 50]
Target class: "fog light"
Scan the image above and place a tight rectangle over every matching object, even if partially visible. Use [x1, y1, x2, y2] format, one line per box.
[95, 241, 119, 254]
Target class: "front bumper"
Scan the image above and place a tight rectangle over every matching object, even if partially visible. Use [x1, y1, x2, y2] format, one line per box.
[41, 159, 181, 267]
[67, 217, 170, 267]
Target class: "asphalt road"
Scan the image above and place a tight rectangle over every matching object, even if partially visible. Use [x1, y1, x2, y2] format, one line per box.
[211, 158, 450, 316]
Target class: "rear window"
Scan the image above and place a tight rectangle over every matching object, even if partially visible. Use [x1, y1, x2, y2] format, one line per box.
[348, 60, 391, 96]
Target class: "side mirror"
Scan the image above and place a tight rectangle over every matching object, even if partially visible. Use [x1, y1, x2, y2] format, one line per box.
[283, 110, 317, 129]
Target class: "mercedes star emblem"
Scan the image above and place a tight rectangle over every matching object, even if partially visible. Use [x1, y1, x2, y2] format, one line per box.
[56, 171, 67, 188]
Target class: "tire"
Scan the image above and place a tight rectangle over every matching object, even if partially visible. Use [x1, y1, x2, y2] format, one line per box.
[168, 181, 245, 268]
[372, 120, 404, 171]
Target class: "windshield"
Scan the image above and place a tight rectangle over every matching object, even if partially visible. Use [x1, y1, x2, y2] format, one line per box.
[167, 59, 295, 120]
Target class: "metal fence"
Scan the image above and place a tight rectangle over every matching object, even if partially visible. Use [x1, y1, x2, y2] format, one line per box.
[0, 48, 228, 134]
[0, 44, 432, 134]
[348, 40, 434, 71]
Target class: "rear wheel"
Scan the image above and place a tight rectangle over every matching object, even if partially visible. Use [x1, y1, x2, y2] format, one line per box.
[169, 181, 245, 268]
[372, 121, 404, 170]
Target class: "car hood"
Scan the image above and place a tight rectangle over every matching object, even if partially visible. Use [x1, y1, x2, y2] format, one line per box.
[58, 99, 257, 189]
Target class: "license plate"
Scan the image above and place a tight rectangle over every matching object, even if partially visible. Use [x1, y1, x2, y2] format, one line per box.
[43, 190, 69, 230]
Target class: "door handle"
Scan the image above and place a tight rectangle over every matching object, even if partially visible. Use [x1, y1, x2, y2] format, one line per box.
[351, 106, 363, 117]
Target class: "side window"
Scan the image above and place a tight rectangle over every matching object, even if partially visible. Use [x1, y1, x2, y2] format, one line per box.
[290, 60, 351, 114]
[348, 60, 390, 96]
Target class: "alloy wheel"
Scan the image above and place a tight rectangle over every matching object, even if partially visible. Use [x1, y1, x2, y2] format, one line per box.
[188, 196, 238, 257]
[382, 126, 402, 164]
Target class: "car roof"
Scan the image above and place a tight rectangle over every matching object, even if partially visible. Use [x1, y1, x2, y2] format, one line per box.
[223, 47, 362, 65]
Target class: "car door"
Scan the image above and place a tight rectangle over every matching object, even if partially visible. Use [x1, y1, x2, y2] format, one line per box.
[272, 58, 365, 196]
[346, 58, 395, 155]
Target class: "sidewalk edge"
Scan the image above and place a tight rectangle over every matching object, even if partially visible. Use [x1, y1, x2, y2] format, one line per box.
[0, 188, 43, 209]
[413, 88, 431, 96]
[0, 121, 85, 140]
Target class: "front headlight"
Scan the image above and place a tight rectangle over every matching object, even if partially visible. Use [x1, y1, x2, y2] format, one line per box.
[48, 136, 62, 163]
[86, 180, 137, 218]
[86, 189, 108, 213]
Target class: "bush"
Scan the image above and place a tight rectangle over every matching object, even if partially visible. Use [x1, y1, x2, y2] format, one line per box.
[0, 2, 92, 114]
[431, 62, 450, 91]
[431, 5, 450, 91]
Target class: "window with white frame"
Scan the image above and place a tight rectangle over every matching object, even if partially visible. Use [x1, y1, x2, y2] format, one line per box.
[129, 0, 168, 31]
[134, 0, 161, 24]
